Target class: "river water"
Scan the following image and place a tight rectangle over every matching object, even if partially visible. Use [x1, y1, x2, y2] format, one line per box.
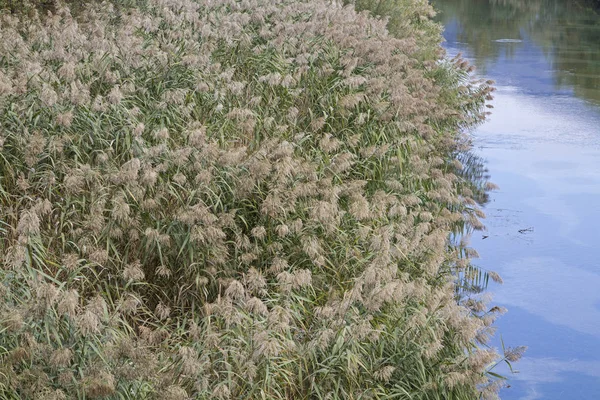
[433, 0, 600, 398]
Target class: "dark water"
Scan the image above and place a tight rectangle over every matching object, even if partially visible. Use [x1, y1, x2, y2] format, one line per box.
[433, 0, 600, 398]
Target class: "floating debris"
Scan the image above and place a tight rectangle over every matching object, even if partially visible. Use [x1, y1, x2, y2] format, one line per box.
[494, 38, 523, 43]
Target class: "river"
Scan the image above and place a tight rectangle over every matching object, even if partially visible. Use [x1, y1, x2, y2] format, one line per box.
[433, 0, 600, 398]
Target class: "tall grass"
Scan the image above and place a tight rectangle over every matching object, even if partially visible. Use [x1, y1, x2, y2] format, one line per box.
[0, 0, 521, 398]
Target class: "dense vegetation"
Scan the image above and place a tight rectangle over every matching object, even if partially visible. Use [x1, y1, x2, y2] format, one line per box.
[0, 0, 521, 398]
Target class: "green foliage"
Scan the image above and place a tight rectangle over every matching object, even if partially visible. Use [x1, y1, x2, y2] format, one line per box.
[0, 0, 514, 399]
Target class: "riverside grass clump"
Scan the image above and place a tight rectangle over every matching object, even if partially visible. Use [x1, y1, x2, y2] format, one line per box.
[0, 0, 522, 398]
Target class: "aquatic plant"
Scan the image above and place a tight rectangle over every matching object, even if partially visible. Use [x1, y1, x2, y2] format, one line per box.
[0, 0, 513, 398]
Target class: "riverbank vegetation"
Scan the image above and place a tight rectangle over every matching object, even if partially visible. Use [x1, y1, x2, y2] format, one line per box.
[0, 0, 519, 398]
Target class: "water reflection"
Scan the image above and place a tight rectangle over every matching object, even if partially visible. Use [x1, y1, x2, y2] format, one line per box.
[471, 141, 600, 398]
[498, 357, 600, 400]
[434, 0, 600, 104]
[433, 0, 600, 398]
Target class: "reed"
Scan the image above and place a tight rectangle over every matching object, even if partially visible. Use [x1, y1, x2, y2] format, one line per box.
[0, 0, 518, 398]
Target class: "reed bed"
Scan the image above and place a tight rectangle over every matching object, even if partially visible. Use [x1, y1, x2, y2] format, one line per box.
[0, 0, 522, 398]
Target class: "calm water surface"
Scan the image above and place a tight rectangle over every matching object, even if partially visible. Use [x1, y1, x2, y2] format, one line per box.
[433, 0, 600, 398]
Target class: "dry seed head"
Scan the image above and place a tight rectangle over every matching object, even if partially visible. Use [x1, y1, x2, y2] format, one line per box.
[212, 385, 231, 400]
[287, 106, 299, 123]
[489, 305, 508, 315]
[339, 93, 365, 109]
[374, 366, 396, 382]
[485, 182, 500, 191]
[269, 257, 289, 274]
[259, 72, 282, 86]
[86, 295, 107, 319]
[13, 167, 29, 189]
[155, 303, 171, 320]
[69, 80, 90, 106]
[245, 297, 268, 316]
[133, 123, 145, 137]
[204, 226, 225, 245]
[88, 248, 109, 265]
[2, 312, 24, 332]
[319, 134, 341, 153]
[476, 326, 497, 343]
[17, 209, 40, 236]
[129, 228, 140, 243]
[33, 199, 53, 216]
[293, 269, 312, 289]
[122, 260, 145, 281]
[57, 370, 75, 387]
[84, 370, 116, 398]
[504, 346, 527, 362]
[112, 194, 130, 222]
[331, 152, 355, 174]
[488, 271, 503, 284]
[141, 198, 158, 211]
[92, 95, 107, 112]
[119, 293, 141, 315]
[310, 116, 326, 132]
[145, 228, 160, 241]
[56, 111, 73, 127]
[49, 348, 72, 369]
[118, 157, 141, 184]
[276, 271, 293, 293]
[243, 361, 258, 383]
[468, 349, 497, 370]
[9, 347, 29, 364]
[162, 385, 189, 400]
[219, 146, 248, 166]
[57, 289, 79, 317]
[251, 226, 267, 240]
[275, 224, 289, 237]
[310, 328, 335, 351]
[40, 83, 58, 106]
[36, 283, 60, 307]
[240, 252, 258, 265]
[252, 331, 280, 358]
[78, 310, 101, 336]
[349, 193, 370, 220]
[107, 85, 123, 104]
[423, 339, 443, 359]
[0, 71, 14, 96]
[303, 236, 323, 260]
[225, 280, 245, 301]
[95, 151, 109, 164]
[179, 346, 202, 376]
[245, 267, 266, 294]
[310, 200, 339, 228]
[155, 127, 170, 140]
[173, 172, 187, 185]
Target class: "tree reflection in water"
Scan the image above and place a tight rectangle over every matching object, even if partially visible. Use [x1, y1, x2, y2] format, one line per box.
[434, 0, 600, 104]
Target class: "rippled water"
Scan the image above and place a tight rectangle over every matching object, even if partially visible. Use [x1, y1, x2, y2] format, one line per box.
[433, 0, 600, 398]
